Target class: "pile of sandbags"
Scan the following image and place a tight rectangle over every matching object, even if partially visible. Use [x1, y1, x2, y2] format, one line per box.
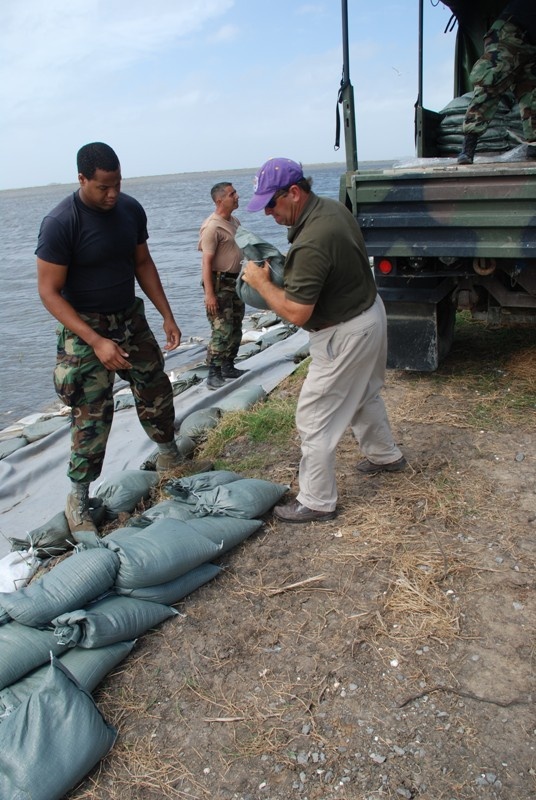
[436, 92, 525, 156]
[0, 468, 288, 799]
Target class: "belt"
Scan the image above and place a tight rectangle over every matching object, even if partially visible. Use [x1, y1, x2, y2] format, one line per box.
[214, 271, 238, 281]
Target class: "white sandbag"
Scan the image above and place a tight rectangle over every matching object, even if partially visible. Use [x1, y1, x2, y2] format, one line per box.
[95, 469, 159, 518]
[0, 640, 136, 715]
[53, 595, 177, 648]
[164, 470, 241, 503]
[0, 549, 40, 593]
[116, 562, 221, 603]
[0, 547, 120, 627]
[0, 657, 117, 800]
[215, 384, 267, 412]
[0, 621, 67, 692]
[186, 517, 263, 555]
[193, 479, 289, 519]
[106, 518, 222, 589]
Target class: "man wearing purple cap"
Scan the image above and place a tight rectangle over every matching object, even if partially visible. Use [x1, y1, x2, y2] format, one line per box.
[242, 157, 405, 523]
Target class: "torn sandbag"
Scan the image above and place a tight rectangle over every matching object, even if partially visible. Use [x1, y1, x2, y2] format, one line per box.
[106, 518, 222, 590]
[116, 562, 221, 604]
[193, 478, 289, 519]
[94, 469, 159, 518]
[0, 640, 136, 714]
[0, 547, 120, 627]
[52, 595, 177, 648]
[0, 657, 117, 800]
[0, 621, 68, 692]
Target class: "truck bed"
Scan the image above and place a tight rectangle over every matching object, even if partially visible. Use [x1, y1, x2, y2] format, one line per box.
[346, 155, 536, 261]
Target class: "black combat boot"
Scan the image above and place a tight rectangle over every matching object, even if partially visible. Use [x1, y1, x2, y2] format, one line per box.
[207, 365, 225, 390]
[221, 360, 247, 380]
[457, 133, 479, 165]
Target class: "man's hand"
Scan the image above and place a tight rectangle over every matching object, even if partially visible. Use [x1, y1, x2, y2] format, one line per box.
[204, 289, 219, 316]
[241, 260, 272, 290]
[163, 318, 181, 351]
[93, 337, 132, 370]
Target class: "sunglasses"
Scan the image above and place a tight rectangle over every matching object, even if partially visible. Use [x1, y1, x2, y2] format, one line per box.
[266, 187, 290, 209]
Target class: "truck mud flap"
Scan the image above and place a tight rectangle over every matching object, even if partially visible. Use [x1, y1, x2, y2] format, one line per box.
[383, 296, 455, 372]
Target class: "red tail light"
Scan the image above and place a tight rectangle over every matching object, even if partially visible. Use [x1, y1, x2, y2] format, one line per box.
[377, 259, 393, 275]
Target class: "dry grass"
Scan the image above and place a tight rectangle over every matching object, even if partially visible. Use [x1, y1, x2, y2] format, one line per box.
[63, 329, 535, 799]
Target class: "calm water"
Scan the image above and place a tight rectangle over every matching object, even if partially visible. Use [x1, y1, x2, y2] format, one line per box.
[0, 162, 389, 429]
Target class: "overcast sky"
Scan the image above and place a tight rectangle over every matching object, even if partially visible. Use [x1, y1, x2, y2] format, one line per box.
[0, 1, 458, 190]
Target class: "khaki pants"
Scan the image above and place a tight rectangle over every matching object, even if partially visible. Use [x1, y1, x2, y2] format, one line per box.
[296, 296, 402, 512]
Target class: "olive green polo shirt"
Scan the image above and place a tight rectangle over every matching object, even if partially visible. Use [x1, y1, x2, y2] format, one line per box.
[284, 193, 376, 331]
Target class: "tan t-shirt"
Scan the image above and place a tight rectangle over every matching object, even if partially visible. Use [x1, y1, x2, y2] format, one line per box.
[198, 213, 241, 273]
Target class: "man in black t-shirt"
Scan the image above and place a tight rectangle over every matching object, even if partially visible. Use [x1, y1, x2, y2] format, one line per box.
[36, 142, 183, 537]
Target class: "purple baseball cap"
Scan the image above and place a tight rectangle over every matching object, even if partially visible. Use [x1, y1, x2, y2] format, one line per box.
[246, 157, 304, 212]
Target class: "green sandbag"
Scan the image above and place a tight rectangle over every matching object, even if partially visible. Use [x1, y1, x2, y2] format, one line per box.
[0, 547, 120, 627]
[22, 415, 69, 443]
[10, 510, 71, 558]
[193, 478, 289, 519]
[0, 436, 28, 459]
[106, 518, 222, 589]
[186, 517, 263, 555]
[128, 499, 198, 527]
[53, 595, 177, 648]
[215, 384, 267, 412]
[0, 621, 67, 692]
[164, 470, 241, 502]
[0, 640, 136, 714]
[256, 326, 295, 349]
[116, 562, 221, 603]
[95, 469, 159, 518]
[0, 657, 117, 800]
[178, 407, 221, 440]
[235, 226, 286, 309]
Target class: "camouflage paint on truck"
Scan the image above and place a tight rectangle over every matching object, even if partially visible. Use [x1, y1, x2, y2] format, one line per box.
[339, 0, 536, 371]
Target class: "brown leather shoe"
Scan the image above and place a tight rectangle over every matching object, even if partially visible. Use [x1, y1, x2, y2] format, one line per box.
[356, 456, 407, 474]
[273, 500, 336, 523]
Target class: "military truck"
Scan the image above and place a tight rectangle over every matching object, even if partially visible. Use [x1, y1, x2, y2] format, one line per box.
[338, 0, 536, 370]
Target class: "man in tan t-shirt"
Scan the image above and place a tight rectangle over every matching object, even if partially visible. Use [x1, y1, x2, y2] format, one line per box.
[198, 182, 246, 390]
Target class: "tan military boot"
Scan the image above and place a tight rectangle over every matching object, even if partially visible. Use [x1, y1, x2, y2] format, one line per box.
[65, 491, 99, 536]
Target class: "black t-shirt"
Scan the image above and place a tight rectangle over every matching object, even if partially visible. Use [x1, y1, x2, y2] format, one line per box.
[35, 191, 148, 313]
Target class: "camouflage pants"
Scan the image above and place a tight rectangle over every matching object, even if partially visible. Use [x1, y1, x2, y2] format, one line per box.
[54, 298, 175, 483]
[205, 275, 245, 366]
[463, 19, 536, 142]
